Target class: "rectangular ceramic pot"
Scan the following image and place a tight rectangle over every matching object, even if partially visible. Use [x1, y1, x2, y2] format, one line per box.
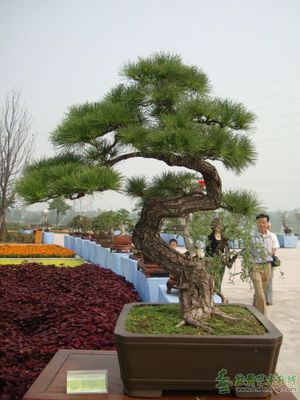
[114, 303, 282, 398]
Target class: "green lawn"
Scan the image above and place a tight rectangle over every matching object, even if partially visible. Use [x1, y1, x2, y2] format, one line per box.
[0, 258, 85, 267]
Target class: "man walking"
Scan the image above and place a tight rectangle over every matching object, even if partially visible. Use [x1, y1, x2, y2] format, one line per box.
[250, 214, 279, 315]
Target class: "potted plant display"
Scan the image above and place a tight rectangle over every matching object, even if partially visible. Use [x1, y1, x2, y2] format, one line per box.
[114, 177, 282, 397]
[114, 302, 282, 397]
[69, 215, 92, 237]
[91, 209, 134, 250]
[16, 53, 282, 398]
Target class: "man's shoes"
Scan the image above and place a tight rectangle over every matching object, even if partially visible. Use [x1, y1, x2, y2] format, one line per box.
[266, 302, 273, 306]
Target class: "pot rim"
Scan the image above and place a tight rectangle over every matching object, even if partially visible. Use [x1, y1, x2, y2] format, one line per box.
[114, 302, 283, 343]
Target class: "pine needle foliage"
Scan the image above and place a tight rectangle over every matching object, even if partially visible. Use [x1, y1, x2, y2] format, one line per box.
[125, 172, 201, 200]
[16, 163, 121, 203]
[222, 190, 260, 215]
[122, 53, 211, 95]
[51, 86, 143, 148]
[16, 52, 258, 208]
[124, 176, 148, 198]
[23, 152, 85, 173]
[148, 172, 199, 198]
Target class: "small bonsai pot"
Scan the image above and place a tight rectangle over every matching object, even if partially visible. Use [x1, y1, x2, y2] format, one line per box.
[114, 303, 282, 398]
[137, 260, 169, 277]
[97, 239, 113, 248]
[110, 235, 133, 253]
[113, 234, 132, 245]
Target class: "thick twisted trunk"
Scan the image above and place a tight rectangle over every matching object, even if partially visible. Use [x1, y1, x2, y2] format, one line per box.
[132, 160, 223, 327]
[178, 261, 215, 324]
[133, 201, 216, 326]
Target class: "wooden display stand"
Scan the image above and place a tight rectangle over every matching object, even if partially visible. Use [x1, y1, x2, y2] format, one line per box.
[23, 350, 297, 400]
[23, 350, 119, 400]
[137, 260, 169, 277]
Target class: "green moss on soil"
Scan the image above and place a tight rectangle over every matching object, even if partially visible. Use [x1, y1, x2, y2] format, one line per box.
[125, 304, 267, 335]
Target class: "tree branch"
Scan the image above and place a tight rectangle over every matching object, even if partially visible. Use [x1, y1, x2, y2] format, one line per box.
[104, 151, 143, 166]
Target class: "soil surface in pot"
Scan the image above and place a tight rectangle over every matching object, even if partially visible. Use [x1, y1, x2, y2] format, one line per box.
[125, 304, 267, 335]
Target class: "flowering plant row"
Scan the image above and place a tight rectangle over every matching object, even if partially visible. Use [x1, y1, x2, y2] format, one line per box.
[0, 244, 75, 258]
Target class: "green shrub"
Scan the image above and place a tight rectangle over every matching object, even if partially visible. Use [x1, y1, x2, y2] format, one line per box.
[5, 231, 34, 243]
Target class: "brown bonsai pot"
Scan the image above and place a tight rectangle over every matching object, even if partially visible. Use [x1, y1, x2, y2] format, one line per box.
[97, 239, 113, 248]
[110, 234, 133, 253]
[114, 303, 282, 398]
[112, 234, 132, 245]
[137, 260, 169, 277]
[96, 234, 113, 248]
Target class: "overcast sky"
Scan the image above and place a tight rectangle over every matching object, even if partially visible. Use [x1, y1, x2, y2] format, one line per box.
[1, 0, 299, 213]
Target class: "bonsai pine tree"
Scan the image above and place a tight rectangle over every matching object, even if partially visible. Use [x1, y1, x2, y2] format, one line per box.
[16, 53, 259, 330]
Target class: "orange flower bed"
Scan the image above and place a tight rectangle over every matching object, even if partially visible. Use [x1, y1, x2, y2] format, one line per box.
[0, 244, 75, 258]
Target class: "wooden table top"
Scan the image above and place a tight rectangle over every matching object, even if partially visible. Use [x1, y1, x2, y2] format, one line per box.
[23, 350, 297, 400]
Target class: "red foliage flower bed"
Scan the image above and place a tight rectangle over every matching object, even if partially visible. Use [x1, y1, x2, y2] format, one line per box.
[0, 263, 140, 400]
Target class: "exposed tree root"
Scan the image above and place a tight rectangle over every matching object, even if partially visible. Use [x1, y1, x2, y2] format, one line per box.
[185, 317, 213, 333]
[175, 320, 186, 328]
[177, 320, 213, 333]
[176, 305, 238, 333]
[211, 308, 238, 321]
[183, 309, 214, 333]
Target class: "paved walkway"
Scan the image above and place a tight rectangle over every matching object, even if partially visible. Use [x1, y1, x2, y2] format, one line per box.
[222, 242, 300, 399]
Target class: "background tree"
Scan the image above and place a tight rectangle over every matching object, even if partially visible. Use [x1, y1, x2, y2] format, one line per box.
[116, 208, 135, 234]
[0, 91, 34, 241]
[69, 215, 92, 232]
[92, 210, 120, 239]
[48, 197, 71, 228]
[162, 209, 250, 259]
[91, 209, 134, 238]
[16, 53, 259, 329]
